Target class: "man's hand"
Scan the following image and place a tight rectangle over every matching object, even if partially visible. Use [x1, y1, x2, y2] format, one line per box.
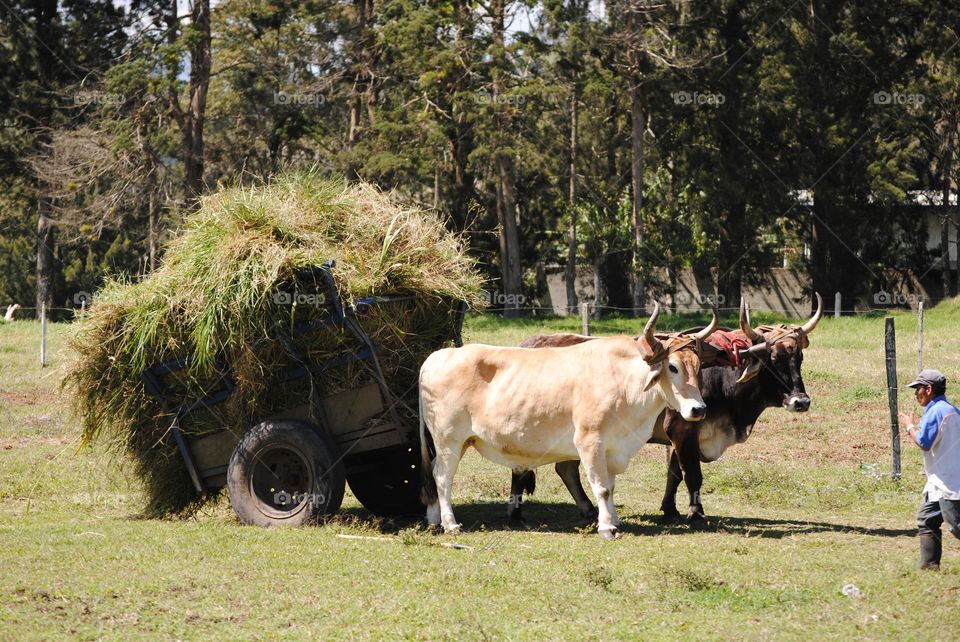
[898, 411, 915, 428]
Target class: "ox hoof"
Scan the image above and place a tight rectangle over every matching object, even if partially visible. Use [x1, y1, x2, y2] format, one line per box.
[598, 527, 621, 541]
[687, 512, 709, 530]
[443, 524, 462, 535]
[507, 508, 523, 522]
[660, 510, 684, 525]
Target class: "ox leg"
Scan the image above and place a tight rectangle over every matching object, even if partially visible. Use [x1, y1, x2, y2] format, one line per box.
[576, 436, 619, 540]
[508, 469, 535, 521]
[661, 412, 687, 523]
[677, 443, 706, 528]
[663, 414, 707, 527]
[555, 460, 597, 520]
[431, 449, 463, 534]
[660, 448, 684, 523]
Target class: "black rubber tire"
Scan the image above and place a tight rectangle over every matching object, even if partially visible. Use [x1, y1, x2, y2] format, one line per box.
[346, 446, 424, 517]
[227, 420, 345, 526]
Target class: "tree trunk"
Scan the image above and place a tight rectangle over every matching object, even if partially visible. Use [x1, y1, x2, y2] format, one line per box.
[593, 257, 604, 319]
[348, 97, 360, 146]
[496, 153, 523, 316]
[443, 0, 478, 230]
[348, 0, 376, 150]
[148, 185, 157, 272]
[565, 89, 579, 314]
[33, 0, 59, 318]
[806, 0, 834, 312]
[717, 204, 744, 309]
[183, 0, 211, 203]
[716, 0, 747, 311]
[629, 81, 645, 315]
[491, 0, 522, 317]
[810, 194, 832, 310]
[942, 142, 954, 299]
[36, 201, 55, 318]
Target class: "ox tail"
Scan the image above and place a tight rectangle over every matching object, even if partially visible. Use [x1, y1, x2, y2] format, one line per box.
[418, 375, 438, 506]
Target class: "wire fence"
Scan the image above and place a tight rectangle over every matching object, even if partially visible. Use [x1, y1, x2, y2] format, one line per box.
[5, 296, 925, 477]
[0, 302, 936, 319]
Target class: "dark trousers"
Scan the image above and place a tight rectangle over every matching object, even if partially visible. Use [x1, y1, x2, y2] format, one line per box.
[917, 492, 960, 541]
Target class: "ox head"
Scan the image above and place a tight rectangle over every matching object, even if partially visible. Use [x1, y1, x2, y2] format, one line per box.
[735, 293, 823, 412]
[639, 302, 718, 422]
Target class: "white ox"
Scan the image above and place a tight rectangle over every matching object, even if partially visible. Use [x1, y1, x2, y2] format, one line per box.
[418, 304, 717, 539]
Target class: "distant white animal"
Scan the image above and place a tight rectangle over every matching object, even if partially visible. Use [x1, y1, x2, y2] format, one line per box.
[3, 304, 20, 322]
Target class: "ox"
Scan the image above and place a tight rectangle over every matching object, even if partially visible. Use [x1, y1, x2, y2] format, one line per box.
[418, 304, 717, 539]
[510, 294, 823, 526]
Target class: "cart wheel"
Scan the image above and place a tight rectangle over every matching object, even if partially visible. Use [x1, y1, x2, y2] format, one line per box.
[346, 447, 424, 517]
[227, 420, 345, 526]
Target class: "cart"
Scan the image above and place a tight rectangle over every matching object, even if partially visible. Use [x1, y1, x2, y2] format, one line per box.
[140, 261, 466, 526]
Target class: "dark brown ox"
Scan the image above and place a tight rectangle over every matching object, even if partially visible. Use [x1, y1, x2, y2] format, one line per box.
[510, 294, 822, 526]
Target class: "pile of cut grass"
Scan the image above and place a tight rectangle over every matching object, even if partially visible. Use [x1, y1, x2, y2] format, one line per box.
[66, 173, 484, 515]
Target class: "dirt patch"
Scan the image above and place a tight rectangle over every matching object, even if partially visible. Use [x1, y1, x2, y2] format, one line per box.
[0, 390, 41, 406]
[0, 435, 74, 450]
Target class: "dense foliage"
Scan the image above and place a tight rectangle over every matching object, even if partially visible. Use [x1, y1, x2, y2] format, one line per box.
[1, 0, 957, 315]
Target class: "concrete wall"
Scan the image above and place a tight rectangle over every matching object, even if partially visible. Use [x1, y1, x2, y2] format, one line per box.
[545, 266, 813, 316]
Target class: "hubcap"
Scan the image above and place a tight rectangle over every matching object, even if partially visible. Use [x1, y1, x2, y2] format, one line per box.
[250, 445, 314, 520]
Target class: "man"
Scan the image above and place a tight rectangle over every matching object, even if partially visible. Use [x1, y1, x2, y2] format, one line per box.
[899, 369, 960, 570]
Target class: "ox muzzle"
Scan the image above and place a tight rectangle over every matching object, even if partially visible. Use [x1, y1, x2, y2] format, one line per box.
[784, 393, 810, 412]
[680, 400, 708, 421]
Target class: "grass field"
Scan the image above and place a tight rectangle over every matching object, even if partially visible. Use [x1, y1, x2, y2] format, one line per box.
[2, 306, 960, 640]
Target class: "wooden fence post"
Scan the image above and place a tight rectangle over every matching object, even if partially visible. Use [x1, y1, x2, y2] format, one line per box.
[885, 317, 901, 478]
[40, 302, 47, 368]
[581, 303, 590, 336]
[917, 301, 924, 373]
[834, 291, 841, 318]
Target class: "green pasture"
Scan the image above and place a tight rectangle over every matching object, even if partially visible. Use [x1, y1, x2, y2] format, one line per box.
[1, 306, 959, 640]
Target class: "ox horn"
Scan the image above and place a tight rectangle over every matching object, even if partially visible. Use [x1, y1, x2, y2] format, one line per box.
[740, 298, 762, 342]
[800, 292, 823, 335]
[694, 306, 719, 341]
[738, 342, 771, 359]
[643, 301, 662, 352]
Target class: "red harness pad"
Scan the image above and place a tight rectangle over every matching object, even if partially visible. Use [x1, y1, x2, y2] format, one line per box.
[707, 330, 753, 368]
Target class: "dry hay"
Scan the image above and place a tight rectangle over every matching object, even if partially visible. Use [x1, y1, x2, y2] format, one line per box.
[66, 173, 484, 515]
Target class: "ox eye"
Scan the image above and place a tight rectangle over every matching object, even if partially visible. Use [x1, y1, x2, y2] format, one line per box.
[668, 363, 679, 374]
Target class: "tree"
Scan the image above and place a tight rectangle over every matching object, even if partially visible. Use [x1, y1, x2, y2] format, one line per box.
[175, 0, 212, 203]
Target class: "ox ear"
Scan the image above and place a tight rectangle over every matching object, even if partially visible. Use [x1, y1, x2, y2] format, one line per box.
[736, 360, 763, 384]
[643, 362, 662, 392]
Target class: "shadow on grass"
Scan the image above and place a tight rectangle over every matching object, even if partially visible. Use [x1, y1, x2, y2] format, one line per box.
[698, 515, 915, 539]
[336, 501, 916, 539]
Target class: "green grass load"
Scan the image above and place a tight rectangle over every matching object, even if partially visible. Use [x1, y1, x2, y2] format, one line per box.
[66, 173, 484, 516]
